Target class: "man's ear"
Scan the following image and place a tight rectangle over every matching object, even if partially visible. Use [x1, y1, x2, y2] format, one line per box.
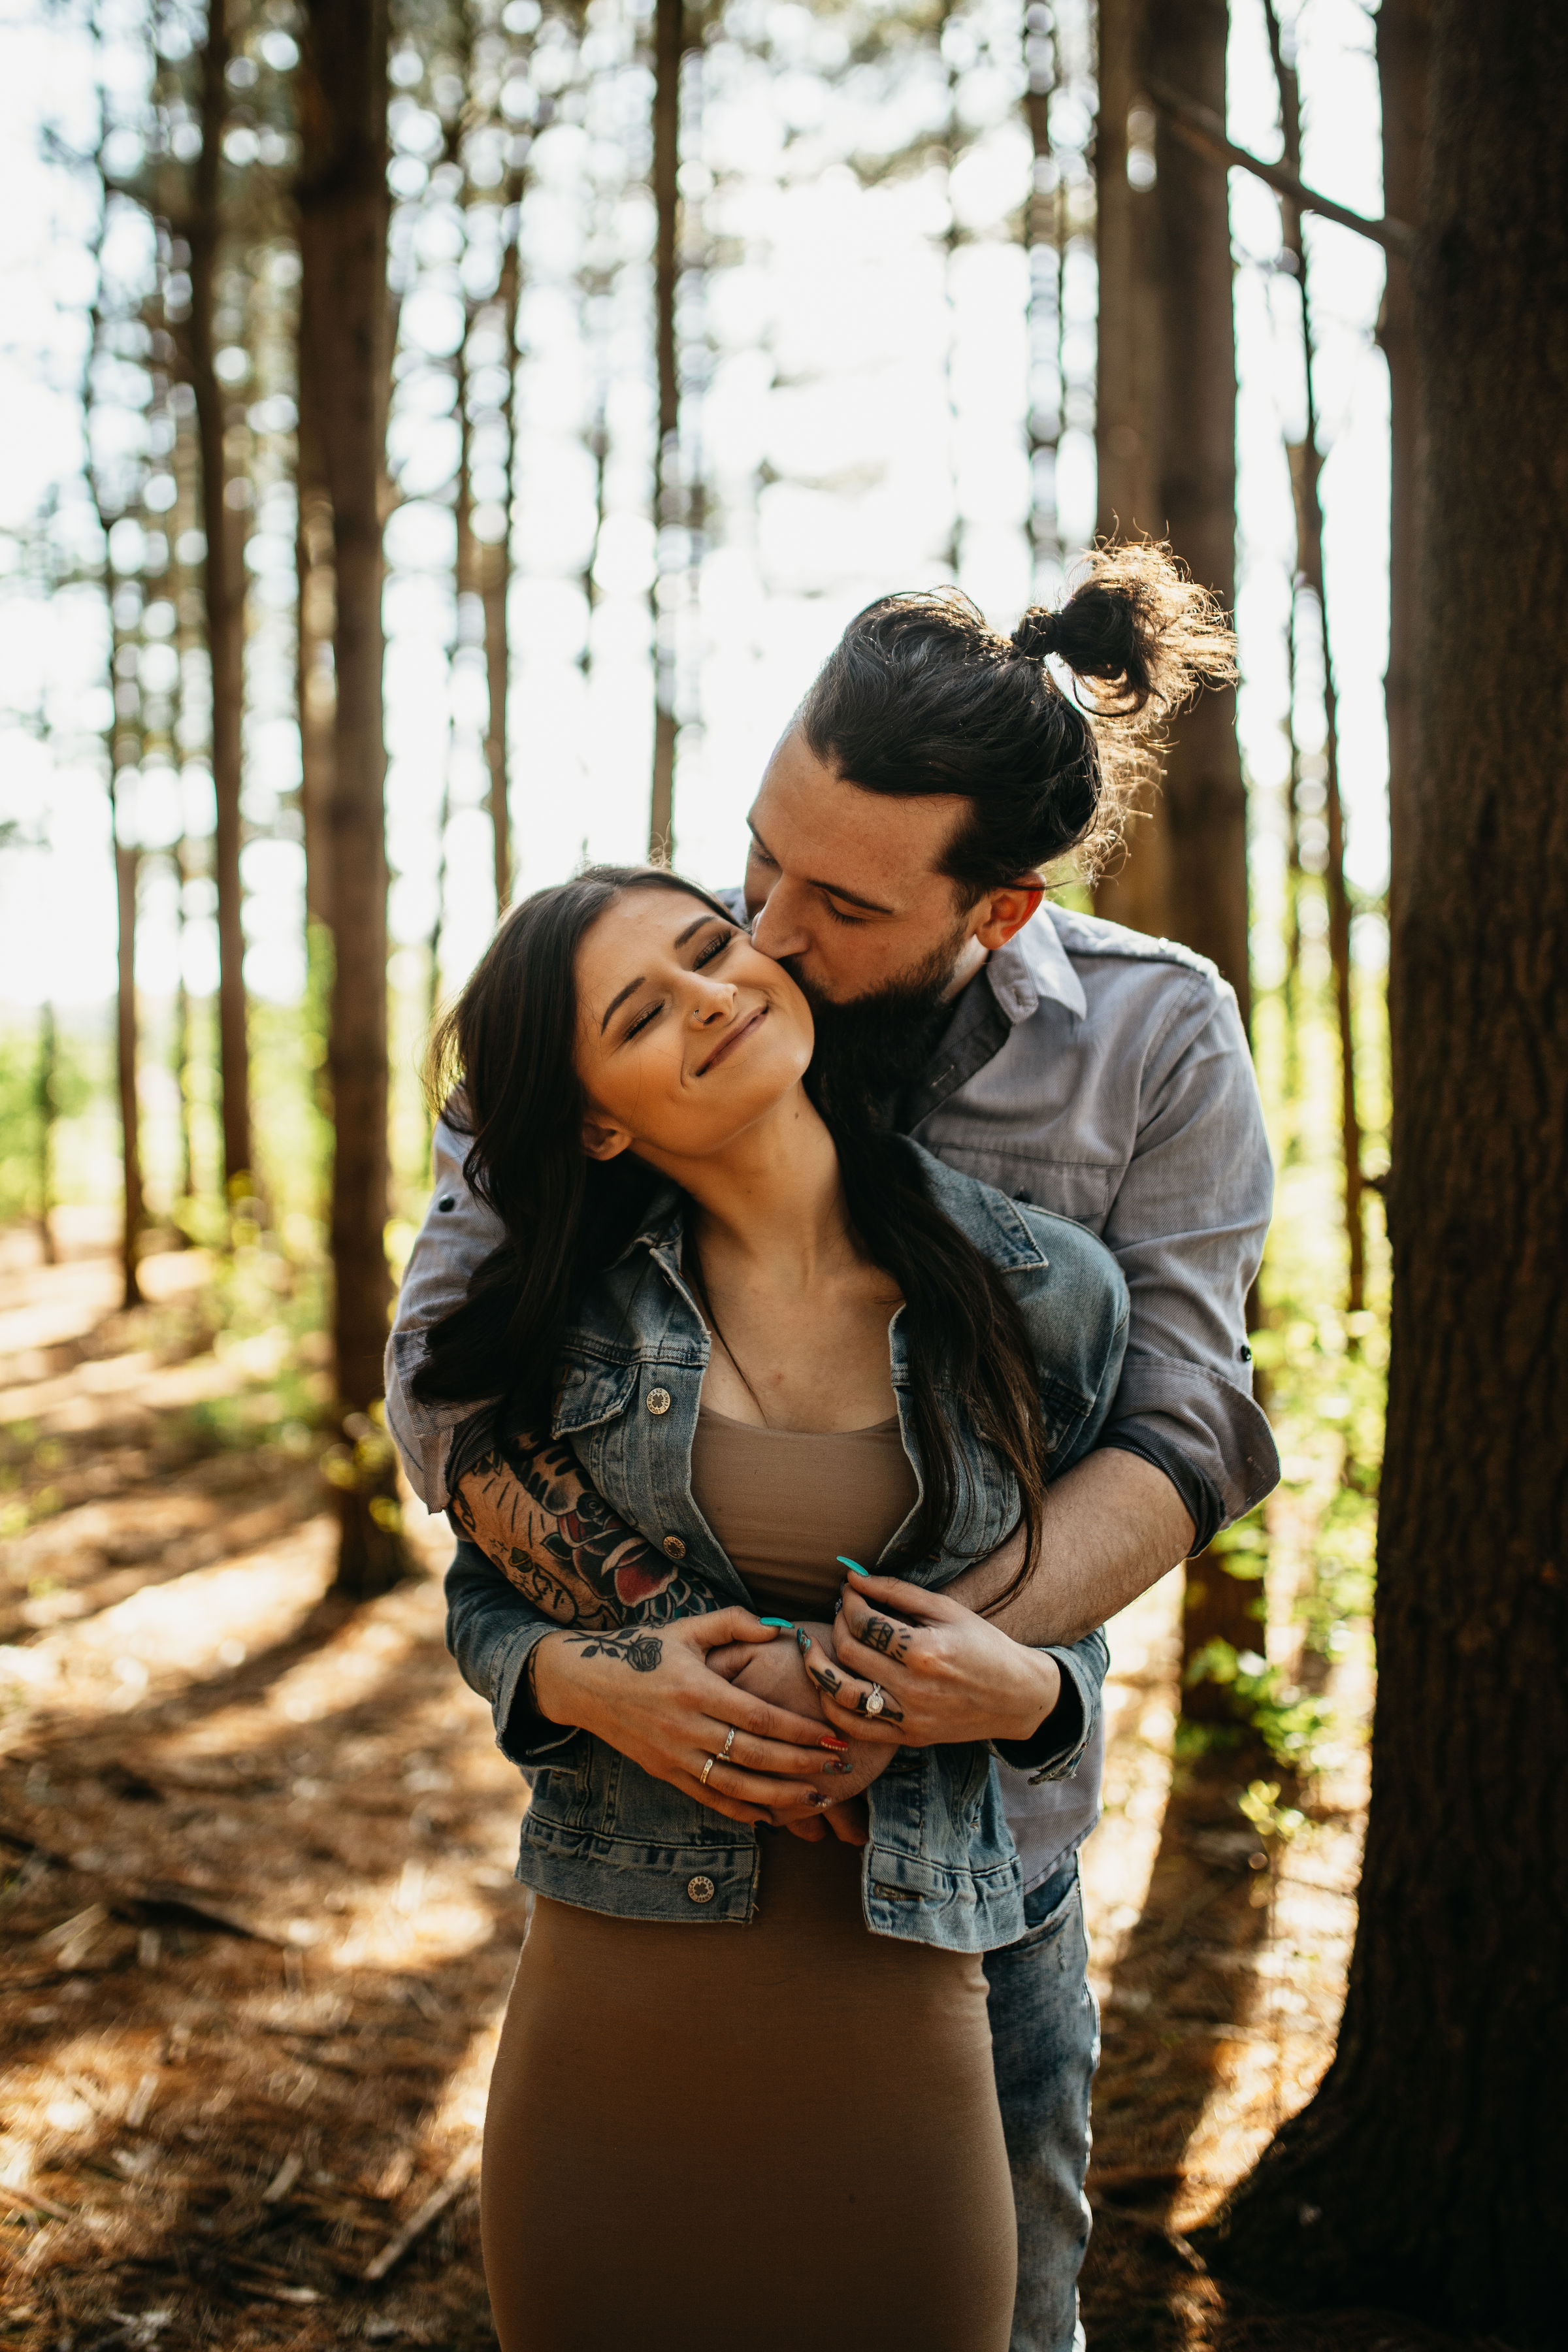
[581, 1115, 634, 1163]
[972, 877, 1045, 952]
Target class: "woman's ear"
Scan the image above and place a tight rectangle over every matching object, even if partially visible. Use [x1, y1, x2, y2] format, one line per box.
[581, 1114, 634, 1163]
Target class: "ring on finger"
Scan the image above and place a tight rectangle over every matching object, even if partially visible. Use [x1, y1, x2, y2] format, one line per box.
[864, 1684, 886, 1718]
[699, 1755, 717, 1786]
[718, 1723, 738, 1761]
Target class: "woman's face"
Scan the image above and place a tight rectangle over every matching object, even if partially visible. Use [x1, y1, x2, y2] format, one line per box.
[574, 887, 815, 1166]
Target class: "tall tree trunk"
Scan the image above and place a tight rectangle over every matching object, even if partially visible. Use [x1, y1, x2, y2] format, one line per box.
[35, 1002, 57, 1266]
[1095, 0, 1255, 1712]
[1376, 0, 1429, 1106]
[1202, 6, 1568, 2335]
[108, 777, 144, 1311]
[187, 5, 252, 1194]
[483, 177, 524, 914]
[647, 0, 682, 860]
[297, 363, 336, 934]
[1268, 3, 1365, 1312]
[297, 0, 406, 1599]
[1022, 0, 1063, 592]
[171, 838, 195, 1232]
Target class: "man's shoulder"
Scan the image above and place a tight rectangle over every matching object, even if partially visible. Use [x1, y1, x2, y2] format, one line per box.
[1045, 902, 1225, 994]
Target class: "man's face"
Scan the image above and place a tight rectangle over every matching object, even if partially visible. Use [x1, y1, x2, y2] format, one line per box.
[744, 727, 979, 1005]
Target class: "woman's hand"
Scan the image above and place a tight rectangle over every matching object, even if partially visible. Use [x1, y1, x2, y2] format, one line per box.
[706, 1620, 894, 1847]
[804, 1573, 1062, 1750]
[531, 1610, 849, 1827]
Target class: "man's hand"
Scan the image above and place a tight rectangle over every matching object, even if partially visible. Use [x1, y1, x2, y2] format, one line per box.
[802, 1573, 1062, 1750]
[531, 1610, 851, 1828]
[707, 1620, 893, 1845]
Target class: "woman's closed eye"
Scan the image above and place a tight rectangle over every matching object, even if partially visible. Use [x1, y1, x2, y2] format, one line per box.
[620, 928, 736, 1040]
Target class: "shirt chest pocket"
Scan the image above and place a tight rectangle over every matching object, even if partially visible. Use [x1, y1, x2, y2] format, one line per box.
[551, 1354, 640, 1437]
[925, 1144, 1117, 1237]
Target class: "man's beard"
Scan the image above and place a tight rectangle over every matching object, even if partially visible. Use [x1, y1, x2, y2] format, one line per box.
[787, 932, 968, 1128]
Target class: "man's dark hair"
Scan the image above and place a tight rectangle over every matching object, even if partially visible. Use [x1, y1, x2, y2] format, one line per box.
[796, 538, 1237, 896]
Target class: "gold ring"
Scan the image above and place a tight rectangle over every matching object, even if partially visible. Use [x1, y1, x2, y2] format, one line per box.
[700, 1755, 717, 1786]
[719, 1725, 738, 1761]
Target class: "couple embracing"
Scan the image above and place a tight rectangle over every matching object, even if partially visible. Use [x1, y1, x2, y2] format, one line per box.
[386, 544, 1277, 2352]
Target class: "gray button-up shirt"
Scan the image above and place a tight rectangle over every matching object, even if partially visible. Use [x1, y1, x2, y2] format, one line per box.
[383, 898, 1277, 1897]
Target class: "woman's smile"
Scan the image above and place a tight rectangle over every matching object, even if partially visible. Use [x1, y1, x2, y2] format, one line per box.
[696, 1002, 769, 1077]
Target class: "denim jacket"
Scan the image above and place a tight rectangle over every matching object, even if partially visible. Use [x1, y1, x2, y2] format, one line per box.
[446, 1145, 1130, 1955]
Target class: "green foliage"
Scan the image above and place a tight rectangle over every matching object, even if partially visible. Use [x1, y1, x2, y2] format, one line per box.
[0, 1018, 99, 1222]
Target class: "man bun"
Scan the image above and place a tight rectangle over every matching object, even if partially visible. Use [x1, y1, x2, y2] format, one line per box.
[1011, 538, 1237, 721]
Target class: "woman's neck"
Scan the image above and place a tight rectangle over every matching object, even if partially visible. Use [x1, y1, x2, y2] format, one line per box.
[639, 1085, 855, 1292]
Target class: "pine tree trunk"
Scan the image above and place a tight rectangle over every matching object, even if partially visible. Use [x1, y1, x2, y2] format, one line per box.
[35, 1002, 57, 1267]
[1201, 6, 1568, 2334]
[1095, 0, 1255, 1709]
[110, 808, 144, 1311]
[1376, 0, 1428, 1107]
[297, 363, 336, 934]
[1022, 0, 1063, 590]
[297, 0, 406, 1599]
[188, 7, 252, 1195]
[647, 0, 682, 861]
[483, 183, 523, 914]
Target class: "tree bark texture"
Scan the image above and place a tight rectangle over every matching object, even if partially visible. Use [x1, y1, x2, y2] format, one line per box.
[297, 0, 404, 1598]
[1096, 0, 1255, 1707]
[1203, 5, 1568, 2334]
[187, 3, 252, 1192]
[110, 811, 144, 1312]
[482, 172, 524, 915]
[1376, 0, 1428, 1105]
[1094, 0, 1247, 1026]
[647, 0, 682, 860]
[1022, 1, 1063, 588]
[296, 358, 336, 934]
[1268, 1, 1365, 1313]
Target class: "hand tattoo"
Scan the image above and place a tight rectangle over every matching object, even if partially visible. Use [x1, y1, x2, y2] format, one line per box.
[566, 1629, 664, 1673]
[860, 1613, 915, 1663]
[805, 1655, 906, 1724]
[451, 1428, 697, 1629]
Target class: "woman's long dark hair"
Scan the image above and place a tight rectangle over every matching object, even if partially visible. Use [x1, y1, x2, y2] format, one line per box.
[412, 866, 1053, 1607]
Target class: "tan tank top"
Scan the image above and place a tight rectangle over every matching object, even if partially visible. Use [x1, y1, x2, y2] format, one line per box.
[688, 1404, 919, 1620]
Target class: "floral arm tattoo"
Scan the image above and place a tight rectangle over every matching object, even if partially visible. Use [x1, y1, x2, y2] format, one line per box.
[449, 1428, 701, 1629]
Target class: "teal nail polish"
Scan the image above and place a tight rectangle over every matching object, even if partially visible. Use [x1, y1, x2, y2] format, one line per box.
[794, 1629, 813, 1650]
[838, 1556, 870, 1577]
[758, 1616, 794, 1629]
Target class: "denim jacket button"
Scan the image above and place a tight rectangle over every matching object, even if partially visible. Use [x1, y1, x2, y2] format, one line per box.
[646, 1387, 672, 1416]
[662, 1534, 686, 1560]
[686, 1875, 715, 1904]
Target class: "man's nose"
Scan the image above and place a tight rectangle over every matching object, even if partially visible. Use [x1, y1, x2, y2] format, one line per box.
[750, 877, 810, 961]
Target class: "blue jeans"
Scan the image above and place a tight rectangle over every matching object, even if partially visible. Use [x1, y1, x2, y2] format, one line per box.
[985, 1861, 1098, 2352]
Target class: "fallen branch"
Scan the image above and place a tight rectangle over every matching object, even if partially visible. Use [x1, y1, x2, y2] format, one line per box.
[0, 2180, 74, 2222]
[363, 2140, 482, 2283]
[1145, 78, 1415, 257]
[0, 1821, 281, 1944]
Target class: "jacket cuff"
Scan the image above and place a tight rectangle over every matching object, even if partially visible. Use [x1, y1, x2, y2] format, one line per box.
[1105, 1354, 1280, 1527]
[1100, 1424, 1222, 1554]
[488, 1614, 585, 1770]
[990, 1634, 1100, 1784]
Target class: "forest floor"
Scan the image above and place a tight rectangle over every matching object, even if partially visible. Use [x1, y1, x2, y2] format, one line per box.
[0, 1222, 1509, 2352]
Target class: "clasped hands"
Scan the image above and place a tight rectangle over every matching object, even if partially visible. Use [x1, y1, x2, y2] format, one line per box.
[531, 1572, 1060, 1850]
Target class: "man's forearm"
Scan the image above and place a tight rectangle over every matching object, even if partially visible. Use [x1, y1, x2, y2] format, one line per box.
[451, 1430, 706, 1627]
[947, 1448, 1195, 1646]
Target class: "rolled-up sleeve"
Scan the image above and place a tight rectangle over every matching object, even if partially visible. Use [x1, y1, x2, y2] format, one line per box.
[1098, 985, 1279, 1545]
[384, 1113, 508, 1510]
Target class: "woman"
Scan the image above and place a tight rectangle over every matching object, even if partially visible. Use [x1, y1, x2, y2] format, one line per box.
[417, 857, 1129, 2351]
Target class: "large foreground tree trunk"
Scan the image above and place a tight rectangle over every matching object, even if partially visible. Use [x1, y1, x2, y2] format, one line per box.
[187, 5, 252, 1194]
[1202, 5, 1568, 2336]
[1096, 0, 1254, 1709]
[297, 0, 406, 1599]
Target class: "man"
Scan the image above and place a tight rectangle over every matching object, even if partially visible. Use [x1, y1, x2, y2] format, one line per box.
[386, 563, 1276, 2351]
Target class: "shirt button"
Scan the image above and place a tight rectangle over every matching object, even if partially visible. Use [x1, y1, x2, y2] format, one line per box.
[646, 1387, 672, 1416]
[662, 1534, 686, 1560]
[686, 1875, 715, 1904]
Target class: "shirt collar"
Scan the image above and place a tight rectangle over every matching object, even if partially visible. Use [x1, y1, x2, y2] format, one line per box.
[985, 902, 1086, 1024]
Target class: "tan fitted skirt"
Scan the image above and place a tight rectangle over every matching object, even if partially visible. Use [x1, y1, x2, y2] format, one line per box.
[481, 1831, 1016, 2352]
